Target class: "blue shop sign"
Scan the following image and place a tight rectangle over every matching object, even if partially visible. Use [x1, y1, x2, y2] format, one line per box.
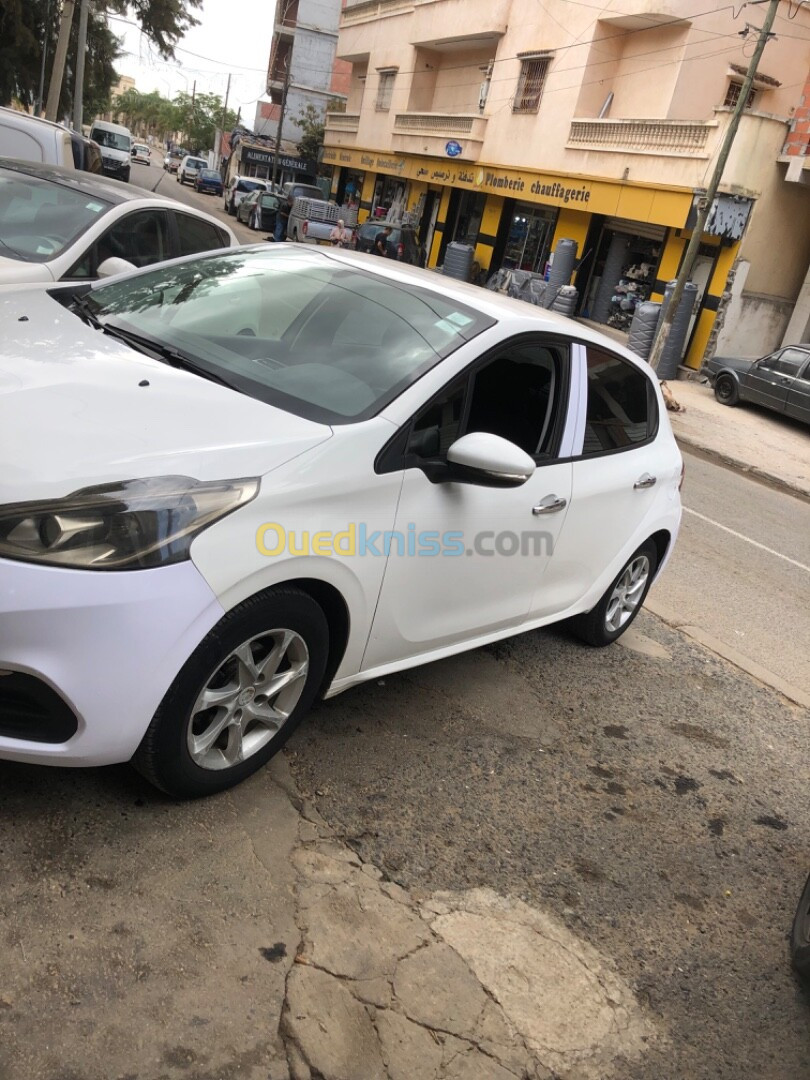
[445, 140, 463, 157]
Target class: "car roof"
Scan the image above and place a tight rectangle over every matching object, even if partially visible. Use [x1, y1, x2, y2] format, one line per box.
[0, 158, 157, 205]
[0, 106, 72, 134]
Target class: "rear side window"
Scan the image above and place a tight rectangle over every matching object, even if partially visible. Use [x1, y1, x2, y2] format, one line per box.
[582, 347, 656, 454]
[237, 180, 265, 194]
[174, 213, 229, 256]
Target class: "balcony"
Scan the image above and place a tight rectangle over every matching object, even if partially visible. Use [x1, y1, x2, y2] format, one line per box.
[325, 112, 360, 134]
[343, 0, 415, 24]
[567, 118, 715, 157]
[391, 112, 487, 160]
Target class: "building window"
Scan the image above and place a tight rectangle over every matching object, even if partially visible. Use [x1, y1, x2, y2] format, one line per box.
[513, 56, 551, 114]
[375, 70, 396, 112]
[724, 81, 756, 110]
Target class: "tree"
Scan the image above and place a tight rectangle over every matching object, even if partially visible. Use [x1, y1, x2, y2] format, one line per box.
[172, 90, 237, 153]
[0, 0, 119, 119]
[294, 103, 324, 164]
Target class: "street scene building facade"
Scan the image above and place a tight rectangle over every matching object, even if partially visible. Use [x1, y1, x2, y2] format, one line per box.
[323, 0, 810, 367]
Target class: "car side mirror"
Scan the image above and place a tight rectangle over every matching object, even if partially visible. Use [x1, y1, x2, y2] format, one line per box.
[444, 432, 536, 487]
[97, 257, 136, 279]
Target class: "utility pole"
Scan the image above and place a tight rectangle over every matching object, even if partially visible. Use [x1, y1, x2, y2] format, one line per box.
[36, 0, 53, 116]
[72, 0, 89, 131]
[189, 79, 196, 149]
[271, 63, 291, 187]
[648, 0, 780, 374]
[45, 0, 76, 122]
[218, 73, 231, 161]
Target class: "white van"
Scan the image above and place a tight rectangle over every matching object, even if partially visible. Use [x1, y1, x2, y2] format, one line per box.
[0, 107, 74, 167]
[88, 119, 132, 183]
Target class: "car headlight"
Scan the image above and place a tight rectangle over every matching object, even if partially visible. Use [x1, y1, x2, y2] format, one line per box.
[0, 476, 258, 571]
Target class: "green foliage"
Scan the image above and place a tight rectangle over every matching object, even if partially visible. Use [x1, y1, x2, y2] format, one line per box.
[112, 88, 237, 151]
[171, 90, 237, 153]
[0, 0, 119, 117]
[294, 103, 324, 164]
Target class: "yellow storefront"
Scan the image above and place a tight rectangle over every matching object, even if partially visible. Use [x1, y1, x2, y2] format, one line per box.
[323, 144, 743, 369]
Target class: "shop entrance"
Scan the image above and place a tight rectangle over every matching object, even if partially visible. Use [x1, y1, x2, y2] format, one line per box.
[438, 189, 487, 265]
[582, 219, 665, 331]
[500, 203, 558, 275]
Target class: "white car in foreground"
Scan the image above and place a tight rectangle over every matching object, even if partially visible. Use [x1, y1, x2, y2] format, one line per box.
[0, 159, 237, 285]
[0, 246, 682, 797]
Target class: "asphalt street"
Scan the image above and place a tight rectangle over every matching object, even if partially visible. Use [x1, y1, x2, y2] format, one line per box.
[0, 164, 808, 1078]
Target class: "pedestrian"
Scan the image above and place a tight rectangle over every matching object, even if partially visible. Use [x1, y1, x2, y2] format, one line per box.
[330, 219, 352, 248]
[273, 198, 290, 243]
[374, 225, 393, 257]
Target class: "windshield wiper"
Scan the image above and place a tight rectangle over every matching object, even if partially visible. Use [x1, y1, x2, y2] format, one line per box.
[99, 320, 240, 392]
[71, 293, 103, 328]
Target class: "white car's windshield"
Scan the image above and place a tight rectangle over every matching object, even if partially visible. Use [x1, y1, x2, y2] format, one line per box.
[93, 129, 130, 151]
[83, 247, 494, 423]
[0, 168, 113, 263]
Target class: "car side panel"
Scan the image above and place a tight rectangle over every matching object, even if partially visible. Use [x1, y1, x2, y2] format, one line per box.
[786, 362, 810, 424]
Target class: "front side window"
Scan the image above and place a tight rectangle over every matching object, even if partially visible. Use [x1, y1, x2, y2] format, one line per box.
[375, 70, 396, 111]
[762, 348, 807, 377]
[0, 167, 112, 262]
[407, 340, 565, 462]
[65, 209, 170, 278]
[513, 55, 551, 114]
[582, 348, 656, 454]
[81, 248, 494, 423]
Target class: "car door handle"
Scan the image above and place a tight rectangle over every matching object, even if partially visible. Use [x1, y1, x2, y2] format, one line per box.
[634, 474, 657, 490]
[779, 377, 792, 385]
[532, 495, 567, 515]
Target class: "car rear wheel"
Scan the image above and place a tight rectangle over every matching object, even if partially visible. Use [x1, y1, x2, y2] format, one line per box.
[791, 873, 810, 978]
[570, 541, 657, 647]
[134, 588, 329, 798]
[714, 374, 739, 406]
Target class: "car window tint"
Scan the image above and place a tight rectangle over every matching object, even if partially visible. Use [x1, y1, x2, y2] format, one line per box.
[582, 348, 655, 454]
[175, 213, 228, 256]
[772, 348, 807, 376]
[65, 208, 169, 278]
[798, 359, 810, 383]
[0, 168, 112, 263]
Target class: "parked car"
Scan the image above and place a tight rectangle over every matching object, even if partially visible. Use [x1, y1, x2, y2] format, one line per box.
[131, 143, 151, 165]
[705, 345, 810, 425]
[0, 159, 237, 285]
[223, 175, 269, 216]
[164, 149, 185, 173]
[0, 107, 103, 176]
[286, 197, 356, 244]
[792, 873, 810, 978]
[236, 189, 281, 231]
[0, 245, 682, 797]
[177, 155, 207, 186]
[354, 222, 425, 265]
[195, 168, 224, 196]
[88, 119, 132, 183]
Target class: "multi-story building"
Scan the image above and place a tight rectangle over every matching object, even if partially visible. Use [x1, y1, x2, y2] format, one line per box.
[323, 0, 810, 367]
[266, 0, 351, 146]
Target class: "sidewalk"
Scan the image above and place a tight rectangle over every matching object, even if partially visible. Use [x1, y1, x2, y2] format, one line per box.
[666, 377, 810, 499]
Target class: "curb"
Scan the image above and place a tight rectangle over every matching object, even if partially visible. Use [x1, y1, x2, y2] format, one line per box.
[673, 431, 810, 503]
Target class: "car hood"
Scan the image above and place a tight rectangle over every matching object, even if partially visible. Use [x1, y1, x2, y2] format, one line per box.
[0, 255, 55, 286]
[0, 288, 333, 502]
[707, 354, 755, 374]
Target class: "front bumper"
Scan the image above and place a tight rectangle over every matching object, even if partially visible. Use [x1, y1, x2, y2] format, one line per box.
[100, 157, 129, 178]
[0, 558, 224, 766]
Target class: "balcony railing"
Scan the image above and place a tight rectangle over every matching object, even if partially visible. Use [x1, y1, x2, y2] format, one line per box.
[325, 113, 360, 133]
[393, 113, 481, 136]
[568, 118, 714, 156]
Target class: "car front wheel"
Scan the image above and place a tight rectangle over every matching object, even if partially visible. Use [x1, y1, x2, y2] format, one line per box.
[134, 588, 329, 798]
[714, 374, 739, 406]
[791, 873, 810, 978]
[571, 540, 658, 647]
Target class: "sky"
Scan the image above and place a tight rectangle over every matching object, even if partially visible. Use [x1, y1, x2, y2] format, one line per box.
[110, 0, 275, 124]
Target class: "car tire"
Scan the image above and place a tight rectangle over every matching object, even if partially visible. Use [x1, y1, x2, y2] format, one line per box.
[714, 374, 739, 407]
[570, 540, 658, 647]
[133, 587, 329, 799]
[791, 873, 810, 978]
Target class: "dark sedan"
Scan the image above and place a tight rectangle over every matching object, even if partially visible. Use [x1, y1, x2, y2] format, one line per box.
[704, 345, 810, 425]
[236, 190, 281, 232]
[354, 222, 425, 265]
[194, 168, 224, 196]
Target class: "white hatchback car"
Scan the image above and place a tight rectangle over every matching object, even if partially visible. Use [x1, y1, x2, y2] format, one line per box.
[177, 155, 207, 186]
[0, 246, 682, 797]
[131, 143, 151, 165]
[0, 159, 237, 285]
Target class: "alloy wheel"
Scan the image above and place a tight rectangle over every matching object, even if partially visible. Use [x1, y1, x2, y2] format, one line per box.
[187, 628, 309, 771]
[604, 555, 650, 633]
